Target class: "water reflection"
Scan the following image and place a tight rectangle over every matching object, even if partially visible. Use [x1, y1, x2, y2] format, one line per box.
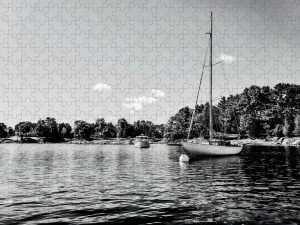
[242, 148, 300, 182]
[0, 144, 299, 225]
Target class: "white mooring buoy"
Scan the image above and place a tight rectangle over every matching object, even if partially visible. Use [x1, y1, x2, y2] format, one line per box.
[179, 154, 189, 162]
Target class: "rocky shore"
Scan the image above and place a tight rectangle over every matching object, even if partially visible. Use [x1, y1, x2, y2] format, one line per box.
[0, 136, 163, 145]
[1, 136, 300, 146]
[236, 137, 300, 147]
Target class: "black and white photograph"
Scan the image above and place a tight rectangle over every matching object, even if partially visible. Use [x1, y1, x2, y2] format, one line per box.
[0, 0, 299, 224]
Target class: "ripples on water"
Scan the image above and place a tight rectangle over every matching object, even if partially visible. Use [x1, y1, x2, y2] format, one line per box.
[0, 144, 299, 225]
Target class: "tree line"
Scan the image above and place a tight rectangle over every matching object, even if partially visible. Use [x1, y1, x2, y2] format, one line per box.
[0, 83, 299, 142]
[164, 83, 300, 140]
[0, 117, 165, 141]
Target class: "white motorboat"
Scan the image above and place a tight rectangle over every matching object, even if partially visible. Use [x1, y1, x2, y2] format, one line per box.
[182, 12, 243, 157]
[134, 135, 150, 148]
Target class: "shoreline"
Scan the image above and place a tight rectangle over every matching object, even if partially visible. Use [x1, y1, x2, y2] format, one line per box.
[1, 136, 300, 147]
[0, 137, 164, 145]
[237, 137, 300, 147]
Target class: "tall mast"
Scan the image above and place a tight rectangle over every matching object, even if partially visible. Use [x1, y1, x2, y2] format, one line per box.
[209, 11, 213, 141]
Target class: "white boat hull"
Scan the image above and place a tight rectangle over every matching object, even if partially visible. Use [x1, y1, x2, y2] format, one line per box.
[182, 142, 242, 156]
[134, 140, 150, 148]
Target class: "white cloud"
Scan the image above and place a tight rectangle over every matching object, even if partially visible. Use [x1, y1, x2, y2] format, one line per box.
[122, 102, 143, 111]
[151, 89, 166, 97]
[122, 95, 157, 113]
[216, 53, 236, 64]
[93, 83, 111, 91]
[125, 96, 157, 104]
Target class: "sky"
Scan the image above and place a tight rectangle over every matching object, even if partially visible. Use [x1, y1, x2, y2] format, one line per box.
[0, 0, 299, 127]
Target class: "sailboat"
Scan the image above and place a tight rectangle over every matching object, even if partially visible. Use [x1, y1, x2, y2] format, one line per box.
[182, 12, 243, 157]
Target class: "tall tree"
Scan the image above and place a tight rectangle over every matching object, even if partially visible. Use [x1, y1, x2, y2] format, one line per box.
[164, 106, 192, 140]
[94, 118, 107, 137]
[36, 117, 62, 141]
[165, 83, 300, 139]
[0, 123, 8, 138]
[102, 122, 117, 138]
[15, 121, 36, 137]
[117, 118, 128, 138]
[7, 127, 15, 136]
[58, 123, 72, 138]
[74, 120, 93, 140]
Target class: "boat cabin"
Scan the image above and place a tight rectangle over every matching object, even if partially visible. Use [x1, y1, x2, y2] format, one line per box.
[209, 139, 231, 146]
[136, 135, 149, 141]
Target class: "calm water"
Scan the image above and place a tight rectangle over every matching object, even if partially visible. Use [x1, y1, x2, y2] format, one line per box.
[0, 144, 299, 225]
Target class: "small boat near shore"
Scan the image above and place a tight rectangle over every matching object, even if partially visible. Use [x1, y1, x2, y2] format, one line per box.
[134, 135, 150, 148]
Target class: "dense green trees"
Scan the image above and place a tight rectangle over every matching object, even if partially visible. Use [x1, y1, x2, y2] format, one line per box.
[14, 118, 63, 141]
[1, 118, 164, 141]
[58, 123, 73, 138]
[165, 83, 300, 140]
[133, 120, 153, 137]
[93, 118, 117, 138]
[151, 124, 165, 138]
[0, 123, 9, 138]
[0, 123, 14, 138]
[116, 118, 129, 138]
[102, 122, 117, 138]
[15, 121, 36, 136]
[74, 120, 93, 140]
[94, 118, 106, 136]
[36, 117, 63, 141]
[164, 107, 192, 140]
[7, 127, 14, 136]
